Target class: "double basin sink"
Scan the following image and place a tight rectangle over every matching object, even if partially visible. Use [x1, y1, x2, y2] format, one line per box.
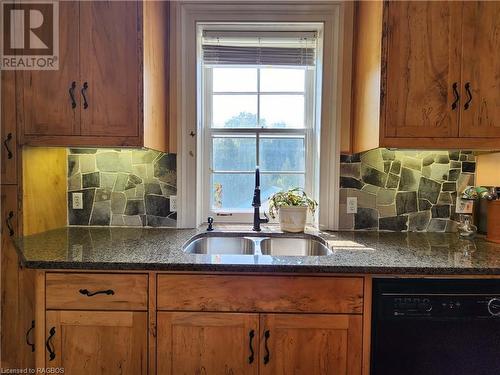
[183, 233, 332, 256]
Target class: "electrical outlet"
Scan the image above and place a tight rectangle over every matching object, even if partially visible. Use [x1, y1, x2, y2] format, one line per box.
[346, 197, 358, 214]
[455, 196, 473, 214]
[169, 195, 177, 212]
[72, 192, 83, 209]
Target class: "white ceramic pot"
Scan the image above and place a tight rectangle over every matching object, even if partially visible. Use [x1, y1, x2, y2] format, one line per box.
[278, 206, 308, 233]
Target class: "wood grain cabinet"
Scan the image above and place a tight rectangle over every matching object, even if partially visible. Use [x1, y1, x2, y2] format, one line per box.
[351, 1, 500, 152]
[33, 273, 366, 374]
[45, 311, 148, 374]
[259, 314, 362, 375]
[1, 71, 18, 184]
[19, 1, 170, 151]
[1, 185, 36, 369]
[157, 312, 259, 375]
[157, 275, 364, 375]
[157, 312, 362, 375]
[41, 272, 149, 374]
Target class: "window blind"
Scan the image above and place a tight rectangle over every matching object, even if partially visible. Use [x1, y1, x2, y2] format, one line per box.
[201, 30, 317, 67]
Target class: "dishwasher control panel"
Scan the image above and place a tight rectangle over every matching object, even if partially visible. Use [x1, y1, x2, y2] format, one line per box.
[382, 294, 500, 319]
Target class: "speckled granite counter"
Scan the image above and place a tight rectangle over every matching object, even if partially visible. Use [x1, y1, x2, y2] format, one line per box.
[13, 226, 500, 275]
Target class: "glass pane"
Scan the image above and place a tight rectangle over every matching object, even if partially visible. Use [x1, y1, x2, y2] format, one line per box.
[260, 68, 305, 92]
[261, 174, 306, 204]
[213, 137, 256, 171]
[212, 173, 254, 211]
[213, 68, 257, 92]
[212, 95, 258, 128]
[260, 137, 305, 172]
[260, 95, 304, 128]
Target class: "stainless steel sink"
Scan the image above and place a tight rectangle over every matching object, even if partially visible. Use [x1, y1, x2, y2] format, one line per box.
[183, 234, 332, 256]
[259, 237, 332, 256]
[183, 236, 255, 255]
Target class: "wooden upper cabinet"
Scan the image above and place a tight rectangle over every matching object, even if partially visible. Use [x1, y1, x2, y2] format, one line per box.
[1, 71, 18, 184]
[259, 314, 362, 375]
[21, 2, 80, 137]
[45, 311, 147, 374]
[384, 1, 462, 139]
[157, 312, 259, 375]
[351, 1, 500, 152]
[460, 2, 500, 137]
[79, 2, 140, 137]
[19, 1, 169, 151]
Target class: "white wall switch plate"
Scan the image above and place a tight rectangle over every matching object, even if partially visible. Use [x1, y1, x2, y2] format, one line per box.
[169, 195, 177, 212]
[72, 192, 83, 209]
[346, 197, 358, 214]
[455, 196, 473, 214]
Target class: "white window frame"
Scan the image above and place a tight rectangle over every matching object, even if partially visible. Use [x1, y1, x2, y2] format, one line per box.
[170, 1, 352, 230]
[199, 27, 322, 223]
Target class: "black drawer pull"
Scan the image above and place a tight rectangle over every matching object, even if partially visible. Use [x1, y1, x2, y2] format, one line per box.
[3, 133, 13, 159]
[69, 81, 77, 109]
[26, 320, 35, 352]
[263, 329, 270, 364]
[248, 329, 255, 364]
[464, 82, 472, 110]
[6, 211, 14, 237]
[81, 82, 89, 109]
[79, 288, 115, 297]
[46, 327, 56, 361]
[451, 82, 460, 110]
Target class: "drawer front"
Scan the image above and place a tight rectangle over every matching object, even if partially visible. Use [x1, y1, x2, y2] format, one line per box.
[46, 273, 148, 311]
[157, 275, 363, 314]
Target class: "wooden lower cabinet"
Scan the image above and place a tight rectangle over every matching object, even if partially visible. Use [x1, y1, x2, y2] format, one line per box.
[157, 312, 362, 375]
[157, 312, 259, 375]
[45, 311, 148, 375]
[34, 274, 365, 374]
[260, 314, 362, 375]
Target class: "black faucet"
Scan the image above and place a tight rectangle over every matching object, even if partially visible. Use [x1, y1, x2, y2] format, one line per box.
[252, 167, 269, 232]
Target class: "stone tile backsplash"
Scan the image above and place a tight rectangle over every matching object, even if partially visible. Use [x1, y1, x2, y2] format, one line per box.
[339, 149, 475, 232]
[67, 148, 176, 227]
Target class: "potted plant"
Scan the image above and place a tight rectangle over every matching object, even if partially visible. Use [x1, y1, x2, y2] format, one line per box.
[268, 188, 318, 233]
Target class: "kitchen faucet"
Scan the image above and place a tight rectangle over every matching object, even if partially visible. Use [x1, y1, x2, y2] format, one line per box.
[252, 167, 269, 232]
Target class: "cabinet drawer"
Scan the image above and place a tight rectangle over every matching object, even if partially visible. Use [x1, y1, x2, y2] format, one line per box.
[157, 275, 363, 314]
[46, 273, 148, 311]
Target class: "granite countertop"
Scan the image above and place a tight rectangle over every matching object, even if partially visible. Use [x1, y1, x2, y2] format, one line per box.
[13, 225, 500, 275]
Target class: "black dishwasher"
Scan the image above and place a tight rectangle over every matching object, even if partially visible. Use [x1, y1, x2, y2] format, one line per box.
[371, 278, 500, 375]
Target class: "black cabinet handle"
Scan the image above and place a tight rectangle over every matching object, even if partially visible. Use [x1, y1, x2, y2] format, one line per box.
[26, 320, 35, 352]
[46, 327, 56, 361]
[81, 82, 89, 109]
[68, 81, 77, 109]
[263, 330, 270, 364]
[451, 82, 460, 110]
[79, 288, 115, 297]
[3, 133, 13, 159]
[248, 329, 255, 364]
[6, 211, 14, 237]
[464, 82, 472, 110]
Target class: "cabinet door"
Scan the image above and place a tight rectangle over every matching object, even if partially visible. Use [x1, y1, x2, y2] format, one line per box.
[157, 312, 259, 375]
[1, 185, 20, 367]
[259, 314, 362, 375]
[460, 2, 500, 137]
[1, 71, 17, 184]
[384, 2, 462, 138]
[79, 1, 140, 137]
[21, 2, 80, 136]
[45, 311, 147, 375]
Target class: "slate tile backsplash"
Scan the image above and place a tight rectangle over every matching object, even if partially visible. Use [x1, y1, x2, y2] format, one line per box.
[68, 148, 177, 227]
[339, 149, 475, 232]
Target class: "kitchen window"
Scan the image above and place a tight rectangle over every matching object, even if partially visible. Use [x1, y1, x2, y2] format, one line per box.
[199, 25, 323, 222]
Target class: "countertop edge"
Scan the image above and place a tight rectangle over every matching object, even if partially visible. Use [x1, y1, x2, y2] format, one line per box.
[19, 260, 500, 276]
